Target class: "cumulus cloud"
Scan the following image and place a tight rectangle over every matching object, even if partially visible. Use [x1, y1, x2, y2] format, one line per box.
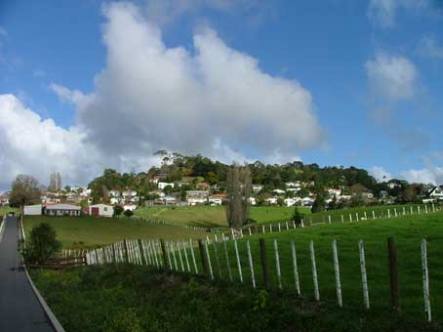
[401, 167, 443, 185]
[417, 36, 443, 59]
[0, 2, 322, 188]
[68, 2, 323, 162]
[365, 53, 417, 101]
[0, 94, 99, 188]
[369, 166, 392, 182]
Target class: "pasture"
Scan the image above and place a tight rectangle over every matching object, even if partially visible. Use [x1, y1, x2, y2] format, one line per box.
[23, 216, 207, 249]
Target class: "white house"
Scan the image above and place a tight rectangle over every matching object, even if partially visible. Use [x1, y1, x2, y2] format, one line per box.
[429, 186, 443, 201]
[265, 197, 278, 205]
[247, 197, 257, 205]
[186, 190, 209, 206]
[44, 204, 81, 217]
[123, 204, 137, 212]
[158, 182, 174, 190]
[301, 197, 314, 207]
[273, 189, 286, 195]
[24, 204, 42, 216]
[252, 184, 264, 193]
[327, 188, 342, 198]
[208, 196, 223, 206]
[89, 204, 114, 218]
[284, 197, 299, 207]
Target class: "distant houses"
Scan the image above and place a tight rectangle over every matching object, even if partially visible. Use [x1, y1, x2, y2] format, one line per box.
[89, 204, 114, 218]
[44, 204, 82, 217]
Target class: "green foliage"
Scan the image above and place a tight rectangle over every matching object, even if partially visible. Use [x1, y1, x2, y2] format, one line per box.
[113, 205, 124, 217]
[123, 209, 134, 218]
[23, 223, 61, 265]
[9, 174, 41, 207]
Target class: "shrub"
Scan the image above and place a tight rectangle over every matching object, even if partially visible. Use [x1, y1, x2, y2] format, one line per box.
[23, 223, 61, 265]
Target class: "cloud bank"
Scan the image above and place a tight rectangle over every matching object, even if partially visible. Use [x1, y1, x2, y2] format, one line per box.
[0, 2, 323, 188]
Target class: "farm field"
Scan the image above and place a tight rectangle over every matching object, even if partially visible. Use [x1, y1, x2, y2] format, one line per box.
[23, 216, 207, 249]
[31, 265, 438, 332]
[197, 211, 443, 322]
[78, 209, 443, 323]
[133, 205, 311, 227]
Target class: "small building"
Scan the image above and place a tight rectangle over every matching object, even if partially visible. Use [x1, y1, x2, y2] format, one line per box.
[429, 186, 443, 201]
[123, 204, 137, 212]
[89, 204, 114, 218]
[24, 204, 42, 216]
[44, 204, 81, 217]
[186, 190, 209, 206]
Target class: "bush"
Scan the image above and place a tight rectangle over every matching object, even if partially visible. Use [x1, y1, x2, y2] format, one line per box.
[23, 223, 61, 265]
[123, 209, 134, 218]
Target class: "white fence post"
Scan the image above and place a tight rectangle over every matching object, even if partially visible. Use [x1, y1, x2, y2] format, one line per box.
[341, 215, 344, 223]
[223, 237, 233, 281]
[234, 239, 243, 283]
[421, 239, 432, 322]
[171, 241, 178, 271]
[372, 210, 375, 220]
[274, 239, 282, 289]
[189, 239, 198, 274]
[359, 240, 370, 309]
[291, 240, 301, 295]
[332, 240, 343, 307]
[310, 240, 320, 301]
[204, 240, 214, 280]
[182, 241, 191, 272]
[246, 240, 256, 288]
[328, 215, 331, 224]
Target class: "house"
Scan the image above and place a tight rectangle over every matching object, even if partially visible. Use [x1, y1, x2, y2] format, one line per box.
[327, 188, 342, 198]
[89, 204, 114, 218]
[252, 184, 264, 193]
[273, 189, 286, 195]
[428, 186, 443, 201]
[24, 204, 42, 216]
[0, 192, 9, 206]
[284, 197, 300, 207]
[158, 182, 174, 190]
[44, 204, 81, 217]
[186, 190, 209, 206]
[285, 182, 301, 191]
[265, 197, 278, 205]
[247, 197, 257, 205]
[123, 204, 137, 212]
[301, 197, 314, 207]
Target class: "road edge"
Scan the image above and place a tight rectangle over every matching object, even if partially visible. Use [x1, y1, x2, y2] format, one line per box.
[19, 217, 66, 332]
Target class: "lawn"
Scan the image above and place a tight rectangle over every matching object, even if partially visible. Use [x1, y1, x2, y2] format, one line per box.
[0, 206, 18, 217]
[133, 205, 311, 227]
[31, 265, 438, 332]
[23, 216, 207, 249]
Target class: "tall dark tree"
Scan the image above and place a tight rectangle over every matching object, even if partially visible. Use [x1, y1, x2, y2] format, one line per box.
[225, 164, 252, 228]
[9, 175, 41, 207]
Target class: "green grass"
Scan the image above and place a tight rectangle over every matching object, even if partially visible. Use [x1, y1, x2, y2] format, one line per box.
[0, 206, 18, 216]
[31, 265, 439, 332]
[23, 216, 207, 249]
[198, 211, 443, 322]
[134, 205, 311, 227]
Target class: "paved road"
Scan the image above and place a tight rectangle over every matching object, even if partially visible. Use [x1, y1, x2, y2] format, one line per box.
[0, 216, 54, 331]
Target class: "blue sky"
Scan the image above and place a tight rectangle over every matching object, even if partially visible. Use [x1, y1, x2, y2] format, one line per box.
[1, 0, 443, 188]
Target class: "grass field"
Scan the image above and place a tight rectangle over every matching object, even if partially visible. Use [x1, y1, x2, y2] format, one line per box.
[197, 211, 443, 321]
[133, 205, 311, 227]
[0, 206, 18, 217]
[23, 216, 207, 249]
[31, 265, 438, 332]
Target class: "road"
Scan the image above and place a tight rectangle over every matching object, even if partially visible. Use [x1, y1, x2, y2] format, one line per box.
[0, 216, 54, 331]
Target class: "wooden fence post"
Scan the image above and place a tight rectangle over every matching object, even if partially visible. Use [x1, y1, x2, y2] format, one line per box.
[223, 237, 233, 281]
[310, 240, 320, 301]
[182, 241, 191, 273]
[290, 240, 301, 295]
[259, 238, 270, 289]
[332, 240, 343, 307]
[274, 239, 282, 289]
[123, 239, 129, 263]
[388, 237, 400, 313]
[198, 239, 209, 276]
[160, 239, 168, 269]
[204, 240, 214, 280]
[246, 240, 256, 288]
[421, 239, 432, 322]
[359, 240, 370, 310]
[138, 239, 147, 266]
[234, 239, 243, 283]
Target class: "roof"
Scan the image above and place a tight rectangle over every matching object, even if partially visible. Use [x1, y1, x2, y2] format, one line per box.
[90, 204, 113, 208]
[45, 204, 81, 211]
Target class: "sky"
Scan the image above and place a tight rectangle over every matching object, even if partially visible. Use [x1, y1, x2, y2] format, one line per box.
[1, 0, 443, 189]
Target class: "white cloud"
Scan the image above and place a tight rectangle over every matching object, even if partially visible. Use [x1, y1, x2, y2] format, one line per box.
[365, 53, 417, 101]
[369, 166, 392, 182]
[368, 0, 428, 27]
[0, 94, 99, 188]
[417, 36, 443, 59]
[0, 2, 323, 188]
[401, 167, 443, 185]
[68, 2, 323, 163]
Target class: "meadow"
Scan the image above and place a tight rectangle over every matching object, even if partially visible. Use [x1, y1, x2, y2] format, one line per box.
[23, 216, 207, 249]
[133, 205, 310, 227]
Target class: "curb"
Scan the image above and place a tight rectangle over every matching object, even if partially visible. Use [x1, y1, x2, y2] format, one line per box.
[19, 217, 66, 332]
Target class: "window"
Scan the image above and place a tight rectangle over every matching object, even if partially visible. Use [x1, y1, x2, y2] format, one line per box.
[104, 207, 108, 212]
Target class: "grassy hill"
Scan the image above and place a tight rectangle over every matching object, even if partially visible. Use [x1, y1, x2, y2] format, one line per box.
[23, 216, 207, 249]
